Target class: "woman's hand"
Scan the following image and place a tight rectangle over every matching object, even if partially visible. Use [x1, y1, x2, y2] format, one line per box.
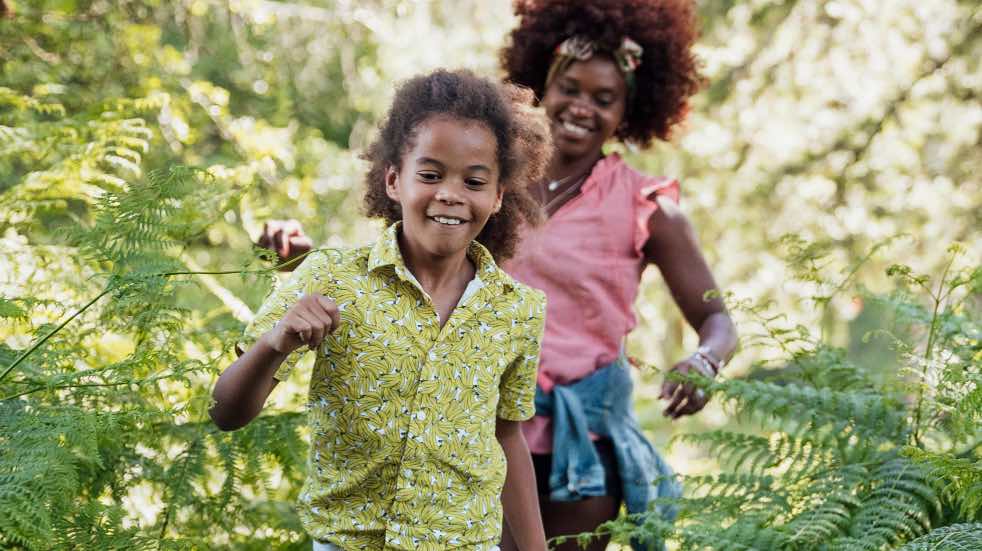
[263, 294, 340, 355]
[660, 354, 715, 419]
[644, 196, 737, 419]
[257, 219, 312, 271]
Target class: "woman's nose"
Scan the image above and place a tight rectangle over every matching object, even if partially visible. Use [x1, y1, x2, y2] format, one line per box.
[568, 99, 592, 118]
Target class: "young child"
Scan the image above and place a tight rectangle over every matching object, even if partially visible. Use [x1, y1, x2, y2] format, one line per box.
[210, 69, 552, 551]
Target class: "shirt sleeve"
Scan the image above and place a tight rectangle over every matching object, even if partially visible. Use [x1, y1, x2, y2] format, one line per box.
[497, 290, 546, 421]
[236, 251, 331, 381]
[634, 176, 681, 257]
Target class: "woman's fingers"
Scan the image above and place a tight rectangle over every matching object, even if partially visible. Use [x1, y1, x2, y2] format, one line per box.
[289, 233, 313, 258]
[258, 222, 272, 248]
[663, 384, 688, 417]
[259, 220, 310, 259]
[660, 379, 678, 400]
[678, 388, 707, 417]
[662, 360, 714, 418]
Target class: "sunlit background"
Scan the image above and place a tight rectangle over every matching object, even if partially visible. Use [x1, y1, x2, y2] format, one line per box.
[1, 0, 979, 548]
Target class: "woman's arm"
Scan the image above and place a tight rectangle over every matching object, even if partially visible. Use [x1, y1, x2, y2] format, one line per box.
[497, 418, 547, 551]
[210, 294, 339, 431]
[643, 195, 738, 418]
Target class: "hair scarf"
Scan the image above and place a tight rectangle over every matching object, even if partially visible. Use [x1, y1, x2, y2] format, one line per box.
[544, 35, 643, 97]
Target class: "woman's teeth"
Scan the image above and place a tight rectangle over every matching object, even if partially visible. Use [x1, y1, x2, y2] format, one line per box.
[562, 120, 590, 137]
[432, 216, 464, 225]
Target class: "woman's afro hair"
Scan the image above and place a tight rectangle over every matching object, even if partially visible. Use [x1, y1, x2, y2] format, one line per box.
[500, 0, 704, 147]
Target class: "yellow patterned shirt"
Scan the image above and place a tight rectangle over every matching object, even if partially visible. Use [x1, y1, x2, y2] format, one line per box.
[239, 223, 546, 550]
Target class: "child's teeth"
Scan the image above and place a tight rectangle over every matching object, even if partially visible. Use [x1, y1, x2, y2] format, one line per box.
[434, 216, 461, 225]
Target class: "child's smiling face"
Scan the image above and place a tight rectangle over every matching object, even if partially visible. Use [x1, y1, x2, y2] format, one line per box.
[385, 115, 503, 262]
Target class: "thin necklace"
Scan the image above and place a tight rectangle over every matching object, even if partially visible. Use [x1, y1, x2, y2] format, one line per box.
[541, 172, 589, 214]
[547, 172, 578, 191]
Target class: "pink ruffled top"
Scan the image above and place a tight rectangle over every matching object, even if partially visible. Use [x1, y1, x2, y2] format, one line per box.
[502, 153, 680, 453]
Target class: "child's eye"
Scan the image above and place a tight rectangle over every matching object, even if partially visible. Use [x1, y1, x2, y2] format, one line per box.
[560, 84, 577, 96]
[465, 178, 487, 188]
[595, 95, 614, 107]
[417, 171, 441, 182]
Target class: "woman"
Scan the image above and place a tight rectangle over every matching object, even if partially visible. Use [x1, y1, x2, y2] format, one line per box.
[497, 1, 737, 549]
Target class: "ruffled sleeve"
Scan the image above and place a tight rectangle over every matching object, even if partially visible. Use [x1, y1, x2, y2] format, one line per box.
[634, 176, 680, 257]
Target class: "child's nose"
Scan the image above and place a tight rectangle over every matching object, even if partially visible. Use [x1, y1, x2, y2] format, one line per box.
[435, 185, 463, 204]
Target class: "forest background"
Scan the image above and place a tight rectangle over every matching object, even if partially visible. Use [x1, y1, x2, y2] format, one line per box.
[0, 0, 979, 549]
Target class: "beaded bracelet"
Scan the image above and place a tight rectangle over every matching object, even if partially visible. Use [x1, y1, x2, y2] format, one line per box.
[694, 346, 723, 376]
[688, 352, 716, 379]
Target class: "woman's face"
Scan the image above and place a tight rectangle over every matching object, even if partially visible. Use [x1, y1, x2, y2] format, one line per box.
[540, 56, 628, 163]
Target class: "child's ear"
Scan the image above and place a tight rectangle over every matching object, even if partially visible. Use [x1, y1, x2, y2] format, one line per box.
[493, 185, 504, 213]
[384, 166, 400, 202]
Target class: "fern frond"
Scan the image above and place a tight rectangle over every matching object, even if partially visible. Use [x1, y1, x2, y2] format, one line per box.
[842, 457, 940, 548]
[895, 523, 982, 550]
[905, 447, 982, 521]
[0, 401, 106, 549]
[679, 429, 845, 480]
[708, 378, 906, 440]
[783, 490, 862, 546]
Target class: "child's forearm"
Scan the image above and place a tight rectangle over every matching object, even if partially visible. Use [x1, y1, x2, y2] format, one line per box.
[209, 335, 285, 431]
[497, 419, 546, 551]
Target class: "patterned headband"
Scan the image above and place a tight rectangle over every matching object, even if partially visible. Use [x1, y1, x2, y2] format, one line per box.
[545, 35, 644, 93]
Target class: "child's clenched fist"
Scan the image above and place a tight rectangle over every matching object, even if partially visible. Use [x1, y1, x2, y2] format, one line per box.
[263, 294, 340, 354]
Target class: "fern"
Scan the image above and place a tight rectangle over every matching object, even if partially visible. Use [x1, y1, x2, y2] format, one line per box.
[895, 524, 982, 550]
[904, 448, 982, 522]
[607, 243, 980, 550]
[0, 79, 308, 547]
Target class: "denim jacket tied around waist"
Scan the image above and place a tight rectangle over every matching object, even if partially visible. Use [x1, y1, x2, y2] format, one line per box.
[534, 356, 681, 551]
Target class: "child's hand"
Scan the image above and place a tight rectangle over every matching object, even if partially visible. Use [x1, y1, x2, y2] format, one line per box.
[264, 294, 340, 354]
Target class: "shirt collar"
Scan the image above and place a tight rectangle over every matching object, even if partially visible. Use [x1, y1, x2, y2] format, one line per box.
[368, 222, 515, 293]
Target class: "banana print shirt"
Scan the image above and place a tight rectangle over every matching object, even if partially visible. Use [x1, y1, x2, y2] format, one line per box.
[239, 223, 546, 550]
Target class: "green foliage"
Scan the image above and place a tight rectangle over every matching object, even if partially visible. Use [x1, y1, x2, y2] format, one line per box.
[604, 246, 981, 550]
[1, 1, 978, 550]
[896, 524, 982, 550]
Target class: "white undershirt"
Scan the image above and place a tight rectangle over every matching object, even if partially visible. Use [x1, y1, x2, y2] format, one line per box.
[403, 271, 485, 323]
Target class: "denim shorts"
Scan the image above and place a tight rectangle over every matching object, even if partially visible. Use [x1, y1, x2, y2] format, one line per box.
[531, 438, 623, 501]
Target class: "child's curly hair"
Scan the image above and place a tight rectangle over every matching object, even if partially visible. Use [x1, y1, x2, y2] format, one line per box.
[362, 69, 551, 262]
[500, 0, 704, 147]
